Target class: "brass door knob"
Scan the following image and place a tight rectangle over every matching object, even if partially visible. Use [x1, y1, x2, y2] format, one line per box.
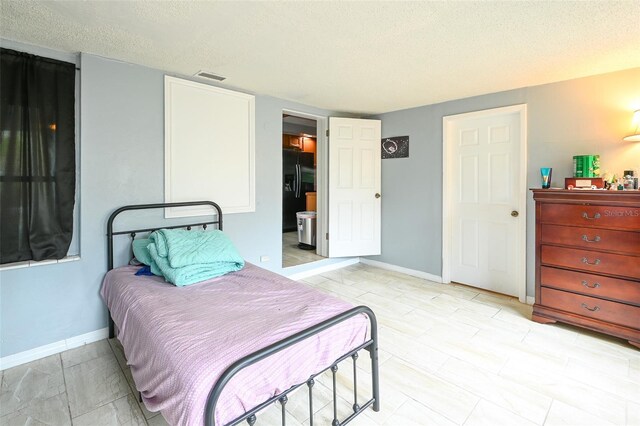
[375, 193, 381, 199]
[511, 210, 519, 217]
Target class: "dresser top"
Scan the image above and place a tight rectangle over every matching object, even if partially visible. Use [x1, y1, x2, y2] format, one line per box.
[531, 189, 640, 205]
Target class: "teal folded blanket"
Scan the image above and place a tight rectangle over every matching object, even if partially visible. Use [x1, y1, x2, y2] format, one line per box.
[146, 229, 244, 286]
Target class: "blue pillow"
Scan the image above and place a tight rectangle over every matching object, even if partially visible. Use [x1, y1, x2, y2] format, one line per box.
[132, 238, 153, 266]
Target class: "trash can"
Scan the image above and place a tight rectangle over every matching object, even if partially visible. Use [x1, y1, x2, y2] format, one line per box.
[296, 211, 316, 250]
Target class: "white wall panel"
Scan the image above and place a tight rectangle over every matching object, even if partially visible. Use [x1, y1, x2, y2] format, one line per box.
[164, 76, 255, 217]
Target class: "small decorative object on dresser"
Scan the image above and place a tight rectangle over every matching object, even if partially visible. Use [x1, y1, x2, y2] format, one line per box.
[531, 189, 640, 348]
[540, 167, 552, 189]
[564, 177, 605, 189]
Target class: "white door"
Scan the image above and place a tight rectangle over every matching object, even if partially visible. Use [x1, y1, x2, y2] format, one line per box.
[328, 118, 382, 257]
[444, 106, 526, 298]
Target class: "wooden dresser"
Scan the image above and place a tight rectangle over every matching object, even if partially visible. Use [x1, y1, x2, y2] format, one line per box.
[531, 190, 640, 348]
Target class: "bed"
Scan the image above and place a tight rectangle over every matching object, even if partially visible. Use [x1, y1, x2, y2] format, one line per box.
[101, 201, 380, 426]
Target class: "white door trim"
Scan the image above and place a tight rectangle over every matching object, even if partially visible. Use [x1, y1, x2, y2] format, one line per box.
[442, 104, 528, 303]
[282, 109, 329, 258]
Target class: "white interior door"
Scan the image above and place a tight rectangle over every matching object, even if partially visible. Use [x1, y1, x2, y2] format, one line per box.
[328, 118, 381, 257]
[445, 106, 526, 297]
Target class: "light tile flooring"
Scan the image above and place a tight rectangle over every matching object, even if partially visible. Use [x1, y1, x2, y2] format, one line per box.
[282, 231, 324, 268]
[2, 263, 639, 425]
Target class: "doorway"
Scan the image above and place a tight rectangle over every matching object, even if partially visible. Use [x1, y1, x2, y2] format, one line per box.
[282, 113, 325, 268]
[442, 105, 527, 302]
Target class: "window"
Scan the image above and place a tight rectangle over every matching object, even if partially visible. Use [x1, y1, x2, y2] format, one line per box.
[0, 48, 76, 264]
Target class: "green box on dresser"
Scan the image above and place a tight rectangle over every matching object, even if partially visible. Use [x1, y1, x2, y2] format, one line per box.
[531, 189, 640, 348]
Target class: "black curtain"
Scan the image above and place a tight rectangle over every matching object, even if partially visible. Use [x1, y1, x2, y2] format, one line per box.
[0, 48, 76, 264]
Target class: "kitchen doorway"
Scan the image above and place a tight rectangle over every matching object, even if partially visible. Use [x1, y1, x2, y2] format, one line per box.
[282, 112, 326, 268]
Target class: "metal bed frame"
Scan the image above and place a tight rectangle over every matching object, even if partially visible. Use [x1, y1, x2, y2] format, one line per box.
[106, 201, 380, 426]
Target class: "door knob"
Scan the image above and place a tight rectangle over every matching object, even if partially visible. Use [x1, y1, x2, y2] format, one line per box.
[511, 210, 519, 217]
[375, 193, 381, 199]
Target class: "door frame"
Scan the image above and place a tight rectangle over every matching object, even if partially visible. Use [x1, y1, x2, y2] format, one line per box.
[282, 109, 329, 258]
[442, 104, 528, 303]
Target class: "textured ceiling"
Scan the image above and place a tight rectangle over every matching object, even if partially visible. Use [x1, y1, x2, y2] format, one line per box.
[1, 1, 639, 114]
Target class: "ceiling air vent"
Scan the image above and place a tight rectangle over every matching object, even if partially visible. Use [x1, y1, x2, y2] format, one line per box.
[194, 71, 226, 82]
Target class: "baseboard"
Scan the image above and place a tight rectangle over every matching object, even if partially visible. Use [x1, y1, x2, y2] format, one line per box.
[526, 296, 535, 305]
[359, 258, 443, 283]
[287, 258, 360, 281]
[0, 327, 109, 371]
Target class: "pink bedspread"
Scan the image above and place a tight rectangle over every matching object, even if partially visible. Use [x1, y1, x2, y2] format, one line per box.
[101, 263, 368, 426]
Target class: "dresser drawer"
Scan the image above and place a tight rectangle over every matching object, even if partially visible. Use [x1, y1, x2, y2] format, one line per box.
[541, 224, 640, 254]
[541, 245, 640, 279]
[541, 287, 640, 329]
[540, 203, 640, 230]
[541, 267, 640, 305]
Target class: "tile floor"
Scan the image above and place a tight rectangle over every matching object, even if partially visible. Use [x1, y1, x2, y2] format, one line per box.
[1, 263, 639, 425]
[282, 231, 324, 268]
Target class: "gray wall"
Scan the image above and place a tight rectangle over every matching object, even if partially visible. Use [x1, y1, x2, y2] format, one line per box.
[367, 67, 640, 297]
[0, 48, 346, 358]
[1, 39, 638, 358]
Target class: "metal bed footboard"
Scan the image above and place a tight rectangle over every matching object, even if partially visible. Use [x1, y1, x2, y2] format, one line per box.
[206, 305, 379, 426]
[105, 201, 380, 425]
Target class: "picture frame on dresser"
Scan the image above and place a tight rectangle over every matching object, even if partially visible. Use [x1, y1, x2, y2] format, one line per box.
[531, 189, 640, 348]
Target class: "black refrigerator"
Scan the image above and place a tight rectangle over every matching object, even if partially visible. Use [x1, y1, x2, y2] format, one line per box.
[283, 149, 315, 232]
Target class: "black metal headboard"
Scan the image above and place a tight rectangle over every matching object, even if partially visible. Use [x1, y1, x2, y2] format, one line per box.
[106, 200, 223, 271]
[106, 201, 222, 339]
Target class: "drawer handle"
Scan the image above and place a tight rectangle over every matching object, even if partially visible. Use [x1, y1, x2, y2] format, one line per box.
[581, 235, 601, 243]
[581, 303, 600, 312]
[581, 212, 601, 220]
[581, 280, 601, 289]
[581, 257, 601, 266]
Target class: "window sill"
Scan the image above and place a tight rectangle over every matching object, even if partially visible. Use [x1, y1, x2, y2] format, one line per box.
[0, 255, 81, 271]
